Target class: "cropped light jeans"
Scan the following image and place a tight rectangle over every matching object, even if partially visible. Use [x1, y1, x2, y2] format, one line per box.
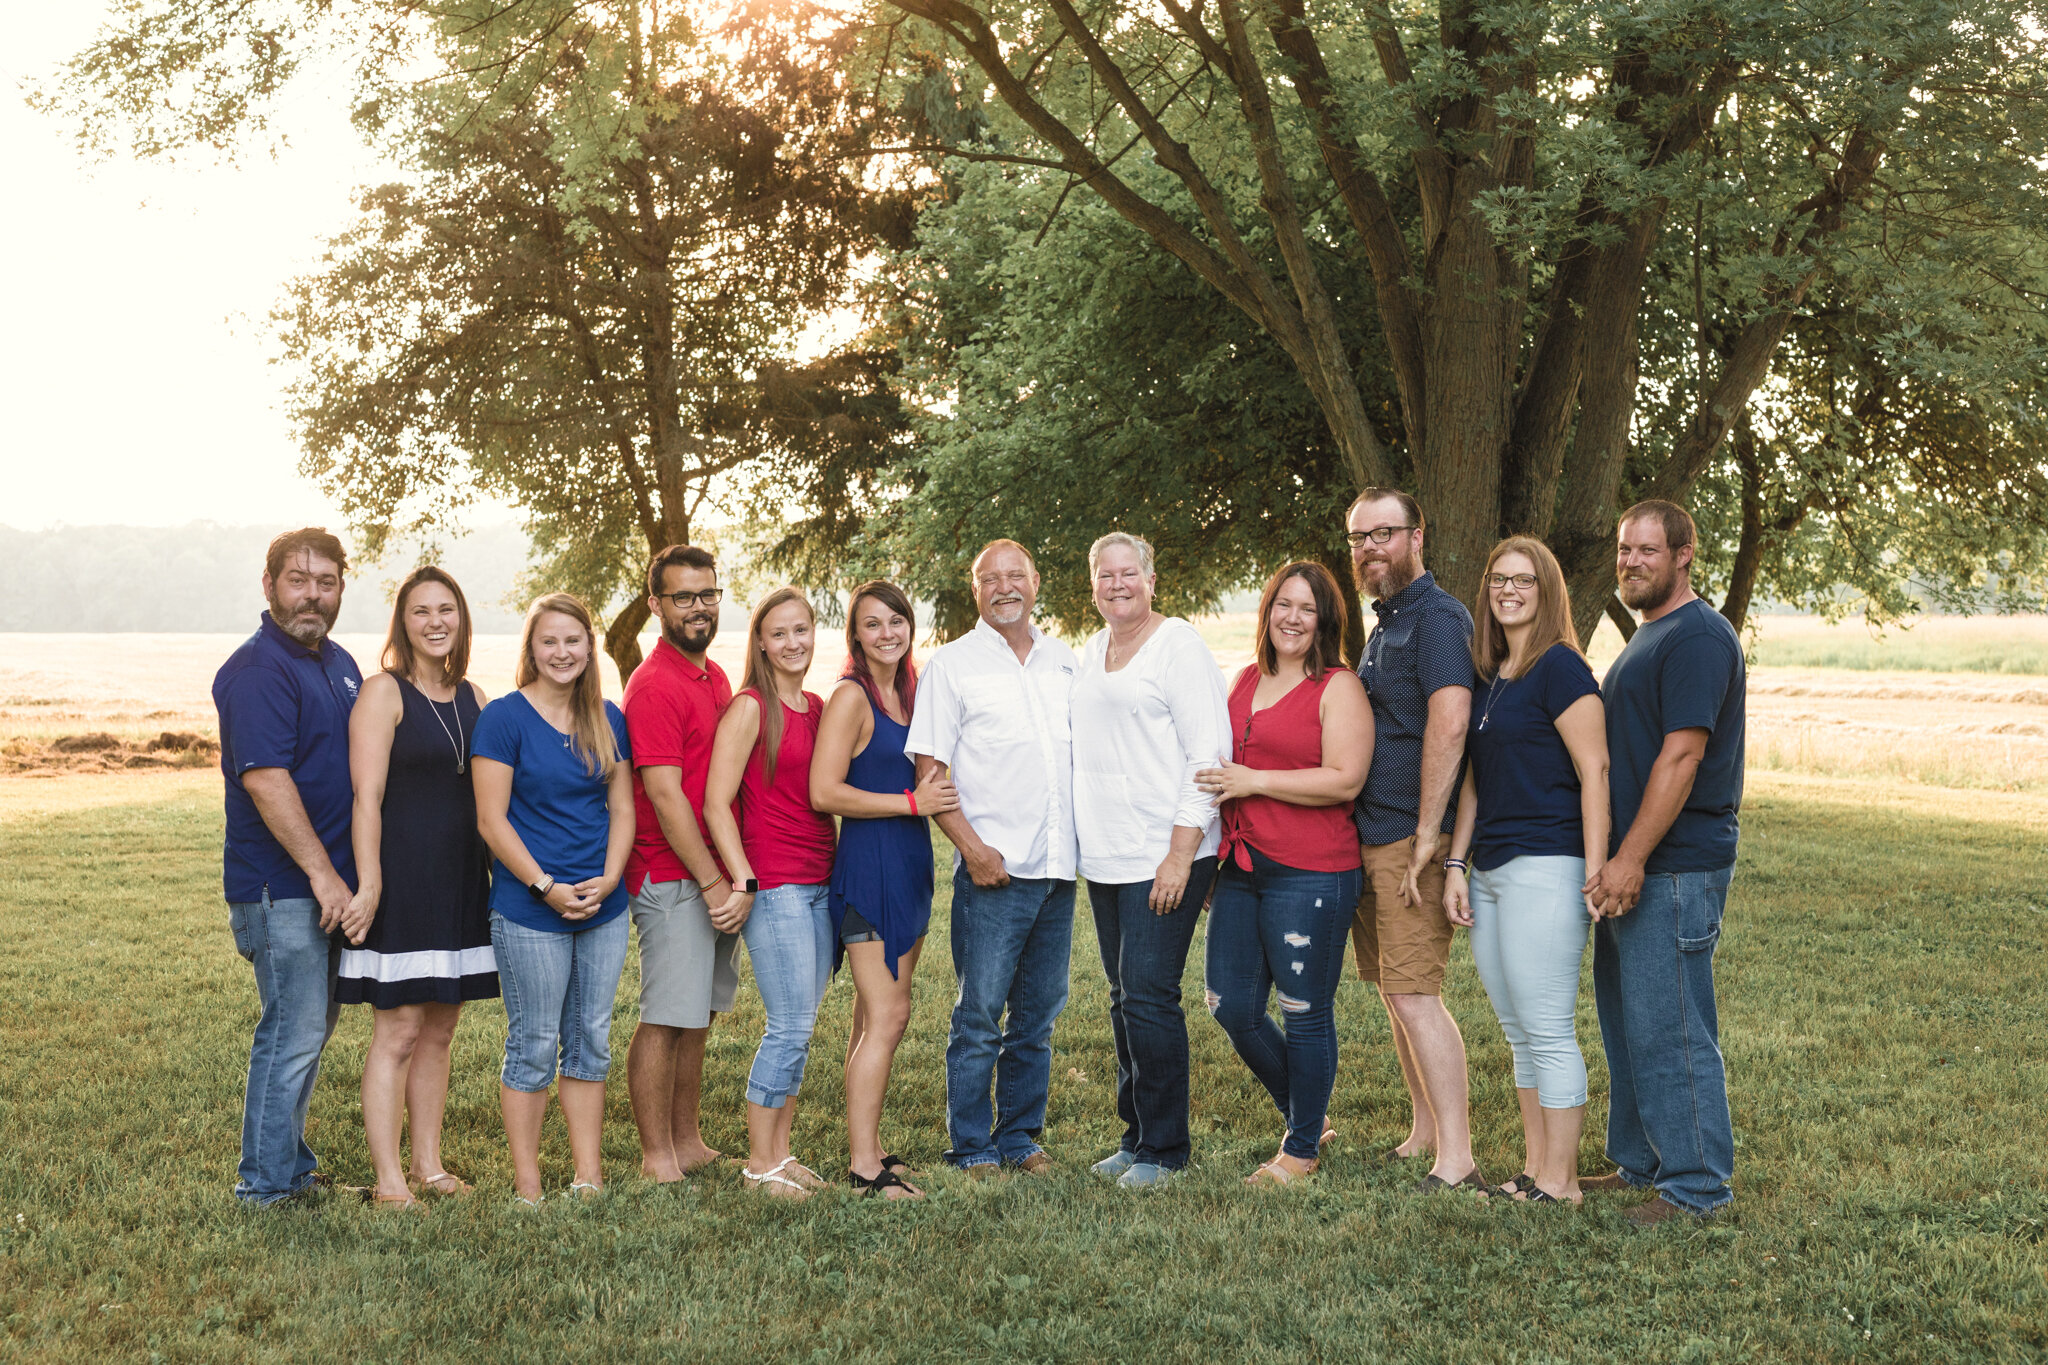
[1467, 855, 1591, 1109]
[741, 882, 834, 1108]
[491, 911, 631, 1093]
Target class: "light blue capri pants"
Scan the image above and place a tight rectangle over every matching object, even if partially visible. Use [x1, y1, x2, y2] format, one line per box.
[1467, 855, 1591, 1109]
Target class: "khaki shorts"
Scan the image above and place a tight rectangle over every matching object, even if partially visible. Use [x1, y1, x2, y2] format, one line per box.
[631, 878, 739, 1029]
[1349, 837, 1454, 995]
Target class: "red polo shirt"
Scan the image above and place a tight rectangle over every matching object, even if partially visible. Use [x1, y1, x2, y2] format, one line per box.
[623, 637, 733, 895]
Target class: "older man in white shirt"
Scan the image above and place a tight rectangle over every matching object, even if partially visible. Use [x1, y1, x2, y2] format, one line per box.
[908, 539, 1079, 1176]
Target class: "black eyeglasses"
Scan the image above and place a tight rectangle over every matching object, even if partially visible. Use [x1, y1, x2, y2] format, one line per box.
[1345, 526, 1417, 549]
[1485, 573, 1538, 590]
[655, 589, 723, 609]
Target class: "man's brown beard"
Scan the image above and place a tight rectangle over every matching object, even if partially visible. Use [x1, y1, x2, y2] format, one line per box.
[664, 617, 717, 654]
[1619, 566, 1679, 614]
[1356, 554, 1419, 602]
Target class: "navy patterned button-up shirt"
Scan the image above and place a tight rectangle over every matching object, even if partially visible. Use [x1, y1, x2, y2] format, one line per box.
[1354, 571, 1475, 845]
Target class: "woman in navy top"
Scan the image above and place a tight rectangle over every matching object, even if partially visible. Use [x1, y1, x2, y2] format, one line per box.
[471, 592, 635, 1205]
[341, 566, 496, 1209]
[810, 581, 958, 1198]
[1442, 537, 1610, 1205]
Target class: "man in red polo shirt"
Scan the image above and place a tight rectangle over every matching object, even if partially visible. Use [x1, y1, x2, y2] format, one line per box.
[623, 544, 737, 1181]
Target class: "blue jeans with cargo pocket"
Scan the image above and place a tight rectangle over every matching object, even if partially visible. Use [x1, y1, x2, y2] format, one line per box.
[1204, 849, 1361, 1161]
[1592, 865, 1736, 1213]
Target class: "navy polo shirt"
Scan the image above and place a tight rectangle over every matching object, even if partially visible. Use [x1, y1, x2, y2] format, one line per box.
[1602, 598, 1746, 872]
[213, 614, 363, 903]
[1355, 571, 1476, 845]
[1469, 642, 1602, 871]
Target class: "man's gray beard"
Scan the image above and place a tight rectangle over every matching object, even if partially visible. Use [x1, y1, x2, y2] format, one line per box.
[665, 618, 717, 654]
[268, 596, 335, 646]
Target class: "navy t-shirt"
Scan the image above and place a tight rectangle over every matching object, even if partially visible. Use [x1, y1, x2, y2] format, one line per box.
[1355, 572, 1476, 844]
[471, 692, 633, 932]
[213, 614, 363, 903]
[1602, 598, 1746, 873]
[1468, 643, 1602, 871]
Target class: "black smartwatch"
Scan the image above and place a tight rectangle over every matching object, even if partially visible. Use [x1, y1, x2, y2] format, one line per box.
[740, 877, 760, 894]
[528, 874, 556, 900]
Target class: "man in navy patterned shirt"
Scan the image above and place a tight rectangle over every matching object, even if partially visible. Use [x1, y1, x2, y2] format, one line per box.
[1346, 489, 1483, 1193]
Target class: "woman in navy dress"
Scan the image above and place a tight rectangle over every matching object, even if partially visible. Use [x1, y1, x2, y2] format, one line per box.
[810, 581, 958, 1198]
[341, 566, 496, 1209]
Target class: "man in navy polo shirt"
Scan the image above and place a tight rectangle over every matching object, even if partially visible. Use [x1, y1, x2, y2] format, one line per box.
[212, 527, 364, 1206]
[1584, 500, 1745, 1225]
[1346, 488, 1483, 1193]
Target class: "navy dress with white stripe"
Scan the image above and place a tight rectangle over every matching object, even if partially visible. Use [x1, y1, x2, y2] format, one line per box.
[336, 676, 498, 1006]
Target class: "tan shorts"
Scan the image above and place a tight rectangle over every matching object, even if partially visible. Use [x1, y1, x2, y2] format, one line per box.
[1350, 837, 1454, 995]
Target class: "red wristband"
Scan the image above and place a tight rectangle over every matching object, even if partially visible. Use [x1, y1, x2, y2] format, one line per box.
[904, 788, 918, 817]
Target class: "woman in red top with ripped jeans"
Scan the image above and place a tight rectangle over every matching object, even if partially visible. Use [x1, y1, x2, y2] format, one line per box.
[1197, 563, 1373, 1187]
[705, 587, 838, 1200]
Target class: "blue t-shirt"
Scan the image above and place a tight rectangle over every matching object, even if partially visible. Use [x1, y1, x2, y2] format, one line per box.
[1602, 598, 1746, 873]
[213, 614, 363, 903]
[1355, 571, 1476, 844]
[471, 691, 633, 932]
[1469, 643, 1601, 871]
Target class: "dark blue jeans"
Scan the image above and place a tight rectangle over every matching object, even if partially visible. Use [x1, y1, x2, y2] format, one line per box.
[945, 870, 1077, 1167]
[227, 892, 341, 1205]
[1087, 858, 1218, 1171]
[1593, 865, 1736, 1213]
[1203, 850, 1360, 1161]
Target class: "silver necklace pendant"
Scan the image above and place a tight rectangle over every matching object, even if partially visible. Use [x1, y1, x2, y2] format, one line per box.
[422, 684, 466, 774]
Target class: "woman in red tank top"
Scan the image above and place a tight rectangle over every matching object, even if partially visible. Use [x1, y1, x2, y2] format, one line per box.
[1195, 563, 1373, 1187]
[705, 587, 838, 1199]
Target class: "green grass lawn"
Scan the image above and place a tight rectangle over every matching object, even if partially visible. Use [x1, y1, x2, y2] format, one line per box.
[2, 777, 2045, 1363]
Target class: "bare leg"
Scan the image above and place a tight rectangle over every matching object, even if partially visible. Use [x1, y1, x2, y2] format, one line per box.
[362, 1005, 426, 1200]
[628, 1022, 683, 1180]
[667, 1025, 718, 1172]
[1532, 1104, 1586, 1202]
[1509, 1085, 1543, 1187]
[501, 1085, 549, 1201]
[405, 1003, 462, 1183]
[1385, 992, 1474, 1183]
[1379, 989, 1436, 1158]
[557, 1077, 606, 1189]
[845, 940, 922, 1197]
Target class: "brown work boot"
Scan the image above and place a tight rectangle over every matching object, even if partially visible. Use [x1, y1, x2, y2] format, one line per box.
[1624, 1195, 1716, 1227]
[1579, 1170, 1636, 1193]
[1016, 1152, 1055, 1176]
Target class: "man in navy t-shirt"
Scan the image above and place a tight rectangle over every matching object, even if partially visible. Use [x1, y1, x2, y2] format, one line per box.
[1584, 500, 1744, 1224]
[212, 528, 363, 1206]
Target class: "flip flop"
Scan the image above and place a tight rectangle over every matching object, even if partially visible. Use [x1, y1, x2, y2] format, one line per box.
[416, 1171, 473, 1197]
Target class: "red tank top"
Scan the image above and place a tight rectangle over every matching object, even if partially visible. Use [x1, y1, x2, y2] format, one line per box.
[737, 689, 837, 887]
[1218, 666, 1360, 873]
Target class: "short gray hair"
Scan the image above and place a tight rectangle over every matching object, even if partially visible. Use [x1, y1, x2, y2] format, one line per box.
[1088, 531, 1156, 578]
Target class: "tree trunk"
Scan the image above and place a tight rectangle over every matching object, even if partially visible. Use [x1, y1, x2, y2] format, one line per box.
[605, 596, 651, 685]
[1317, 545, 1367, 669]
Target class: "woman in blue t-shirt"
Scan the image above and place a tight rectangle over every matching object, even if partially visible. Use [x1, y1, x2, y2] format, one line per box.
[471, 592, 635, 1205]
[1442, 537, 1610, 1206]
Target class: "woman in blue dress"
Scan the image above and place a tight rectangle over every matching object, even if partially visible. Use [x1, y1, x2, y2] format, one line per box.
[809, 580, 958, 1198]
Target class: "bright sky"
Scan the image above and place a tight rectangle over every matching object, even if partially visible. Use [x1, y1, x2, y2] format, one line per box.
[0, 4, 420, 530]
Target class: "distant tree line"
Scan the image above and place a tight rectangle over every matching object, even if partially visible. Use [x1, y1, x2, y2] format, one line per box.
[0, 523, 533, 634]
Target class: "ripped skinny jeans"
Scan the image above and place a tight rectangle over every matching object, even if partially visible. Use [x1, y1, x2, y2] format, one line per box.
[1204, 847, 1361, 1161]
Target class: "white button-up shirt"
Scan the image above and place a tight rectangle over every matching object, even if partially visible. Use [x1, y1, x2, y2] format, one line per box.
[906, 618, 1079, 881]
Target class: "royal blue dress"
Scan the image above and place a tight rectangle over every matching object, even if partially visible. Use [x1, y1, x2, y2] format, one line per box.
[827, 688, 934, 978]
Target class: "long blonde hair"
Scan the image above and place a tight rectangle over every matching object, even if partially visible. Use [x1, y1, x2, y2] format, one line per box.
[515, 592, 621, 777]
[1471, 536, 1580, 681]
[742, 587, 817, 788]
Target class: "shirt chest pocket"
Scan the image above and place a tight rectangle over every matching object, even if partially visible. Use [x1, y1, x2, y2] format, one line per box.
[1370, 619, 1419, 697]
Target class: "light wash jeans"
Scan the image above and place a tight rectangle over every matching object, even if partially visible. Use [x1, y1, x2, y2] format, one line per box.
[945, 872, 1076, 1168]
[741, 883, 834, 1108]
[228, 892, 341, 1205]
[491, 911, 631, 1092]
[1468, 855, 1591, 1109]
[1593, 865, 1736, 1213]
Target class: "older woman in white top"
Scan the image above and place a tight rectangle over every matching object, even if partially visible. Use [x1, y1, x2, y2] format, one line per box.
[1071, 532, 1232, 1188]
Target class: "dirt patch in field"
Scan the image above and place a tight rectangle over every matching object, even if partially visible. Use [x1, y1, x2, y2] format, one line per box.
[3, 730, 219, 777]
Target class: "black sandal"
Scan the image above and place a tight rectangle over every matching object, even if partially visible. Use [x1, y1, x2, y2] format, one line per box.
[1414, 1170, 1490, 1195]
[1488, 1172, 1537, 1198]
[1516, 1186, 1566, 1205]
[850, 1167, 921, 1199]
[880, 1153, 916, 1175]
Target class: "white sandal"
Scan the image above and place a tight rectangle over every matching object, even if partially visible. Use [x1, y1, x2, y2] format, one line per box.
[741, 1158, 812, 1199]
[565, 1180, 602, 1200]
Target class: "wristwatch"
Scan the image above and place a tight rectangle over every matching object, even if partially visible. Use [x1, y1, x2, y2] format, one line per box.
[740, 877, 760, 894]
[528, 874, 556, 900]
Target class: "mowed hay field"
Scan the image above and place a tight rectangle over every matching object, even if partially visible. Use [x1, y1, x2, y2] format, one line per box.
[2, 774, 2047, 1359]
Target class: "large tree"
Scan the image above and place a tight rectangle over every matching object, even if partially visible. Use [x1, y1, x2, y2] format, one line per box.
[41, 2, 912, 677]
[859, 0, 2048, 635]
